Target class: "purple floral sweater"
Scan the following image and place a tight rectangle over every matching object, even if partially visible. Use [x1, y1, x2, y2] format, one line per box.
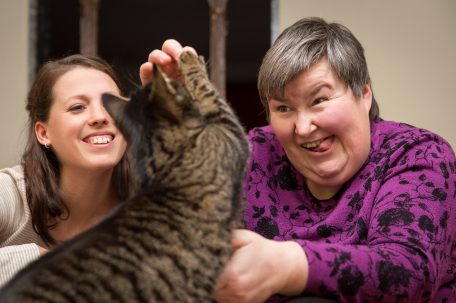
[244, 120, 456, 302]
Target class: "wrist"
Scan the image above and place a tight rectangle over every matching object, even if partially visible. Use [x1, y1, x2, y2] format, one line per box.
[278, 241, 309, 296]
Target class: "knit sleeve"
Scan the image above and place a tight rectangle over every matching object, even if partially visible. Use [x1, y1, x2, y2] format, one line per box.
[301, 132, 456, 302]
[0, 168, 23, 237]
[0, 244, 40, 287]
[0, 167, 40, 287]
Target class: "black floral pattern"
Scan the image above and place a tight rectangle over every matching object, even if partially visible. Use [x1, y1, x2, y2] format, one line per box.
[244, 120, 456, 302]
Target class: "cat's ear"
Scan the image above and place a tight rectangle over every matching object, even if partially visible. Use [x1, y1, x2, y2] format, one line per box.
[149, 66, 183, 123]
[151, 66, 176, 98]
[102, 93, 128, 123]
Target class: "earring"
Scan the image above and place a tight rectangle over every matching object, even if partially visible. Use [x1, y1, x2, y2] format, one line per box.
[44, 143, 51, 149]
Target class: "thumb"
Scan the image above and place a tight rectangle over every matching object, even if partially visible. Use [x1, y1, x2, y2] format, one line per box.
[231, 229, 260, 250]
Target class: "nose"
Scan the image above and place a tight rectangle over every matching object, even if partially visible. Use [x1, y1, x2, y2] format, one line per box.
[294, 111, 316, 137]
[88, 103, 109, 127]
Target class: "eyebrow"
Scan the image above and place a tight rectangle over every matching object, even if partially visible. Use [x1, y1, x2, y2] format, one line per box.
[269, 83, 331, 103]
[63, 90, 120, 104]
[269, 95, 287, 102]
[63, 94, 89, 105]
[305, 83, 331, 99]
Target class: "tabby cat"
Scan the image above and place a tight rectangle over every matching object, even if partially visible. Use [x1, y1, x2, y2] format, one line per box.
[0, 51, 249, 302]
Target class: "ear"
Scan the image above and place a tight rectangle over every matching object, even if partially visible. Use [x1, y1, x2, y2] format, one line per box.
[35, 121, 50, 146]
[150, 66, 183, 124]
[360, 83, 373, 112]
[102, 93, 128, 123]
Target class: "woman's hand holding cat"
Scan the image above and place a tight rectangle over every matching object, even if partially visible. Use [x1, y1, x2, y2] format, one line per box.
[140, 39, 197, 84]
[212, 229, 309, 303]
[38, 245, 48, 255]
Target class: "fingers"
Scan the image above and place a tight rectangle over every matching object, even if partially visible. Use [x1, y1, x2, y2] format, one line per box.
[161, 39, 184, 61]
[147, 39, 184, 65]
[213, 231, 272, 303]
[140, 39, 199, 85]
[139, 62, 153, 85]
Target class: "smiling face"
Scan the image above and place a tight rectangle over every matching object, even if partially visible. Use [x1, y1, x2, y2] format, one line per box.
[35, 67, 127, 172]
[269, 58, 372, 199]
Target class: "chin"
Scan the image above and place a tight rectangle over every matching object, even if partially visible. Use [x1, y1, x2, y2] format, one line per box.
[85, 157, 122, 171]
[313, 167, 351, 187]
[314, 165, 344, 179]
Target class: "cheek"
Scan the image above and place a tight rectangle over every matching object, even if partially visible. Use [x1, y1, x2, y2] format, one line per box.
[328, 104, 371, 157]
[319, 107, 352, 135]
[58, 120, 81, 138]
[270, 115, 294, 143]
[118, 136, 128, 153]
[321, 101, 368, 136]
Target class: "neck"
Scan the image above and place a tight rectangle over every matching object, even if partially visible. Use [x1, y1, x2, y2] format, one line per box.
[306, 181, 341, 200]
[51, 167, 119, 242]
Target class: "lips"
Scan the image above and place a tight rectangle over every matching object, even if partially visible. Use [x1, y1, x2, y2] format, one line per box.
[83, 134, 115, 145]
[300, 135, 334, 152]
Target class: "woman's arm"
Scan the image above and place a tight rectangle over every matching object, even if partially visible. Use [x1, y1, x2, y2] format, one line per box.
[230, 127, 456, 302]
[0, 244, 40, 287]
[0, 167, 41, 287]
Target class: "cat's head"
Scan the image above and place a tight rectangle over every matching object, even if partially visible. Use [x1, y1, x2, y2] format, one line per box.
[102, 65, 202, 191]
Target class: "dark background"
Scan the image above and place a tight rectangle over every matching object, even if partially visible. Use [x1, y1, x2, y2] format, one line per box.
[36, 0, 271, 131]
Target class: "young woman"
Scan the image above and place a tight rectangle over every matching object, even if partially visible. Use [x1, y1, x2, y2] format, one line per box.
[0, 55, 132, 286]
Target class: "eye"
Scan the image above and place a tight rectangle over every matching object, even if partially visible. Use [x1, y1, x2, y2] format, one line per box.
[312, 97, 329, 106]
[68, 104, 86, 113]
[276, 105, 291, 112]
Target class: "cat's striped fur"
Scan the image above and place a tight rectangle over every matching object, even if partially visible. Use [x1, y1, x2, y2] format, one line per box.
[0, 51, 249, 302]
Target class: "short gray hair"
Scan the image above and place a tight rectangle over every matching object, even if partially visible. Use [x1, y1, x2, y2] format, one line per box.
[257, 17, 379, 121]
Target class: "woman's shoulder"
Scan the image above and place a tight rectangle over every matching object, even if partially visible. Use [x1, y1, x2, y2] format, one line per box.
[0, 165, 25, 193]
[247, 125, 280, 148]
[0, 165, 24, 179]
[372, 120, 454, 156]
[0, 165, 36, 246]
[0, 164, 27, 212]
[247, 125, 275, 140]
[247, 125, 285, 159]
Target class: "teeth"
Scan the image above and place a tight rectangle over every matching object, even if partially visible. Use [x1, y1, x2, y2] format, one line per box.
[303, 138, 324, 149]
[89, 136, 112, 144]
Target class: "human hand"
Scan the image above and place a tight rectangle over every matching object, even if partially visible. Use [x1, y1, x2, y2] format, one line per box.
[213, 229, 309, 303]
[139, 39, 197, 85]
[38, 245, 48, 255]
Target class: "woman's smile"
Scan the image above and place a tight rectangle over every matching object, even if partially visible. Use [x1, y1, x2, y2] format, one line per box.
[41, 67, 127, 170]
[82, 133, 115, 145]
[269, 58, 372, 199]
[300, 135, 334, 152]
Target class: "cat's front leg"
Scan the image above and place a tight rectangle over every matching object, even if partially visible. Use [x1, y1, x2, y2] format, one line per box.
[178, 51, 238, 126]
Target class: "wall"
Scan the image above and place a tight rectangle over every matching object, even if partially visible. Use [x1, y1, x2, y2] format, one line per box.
[1, 1, 454, 168]
[0, 0, 29, 167]
[279, 0, 455, 149]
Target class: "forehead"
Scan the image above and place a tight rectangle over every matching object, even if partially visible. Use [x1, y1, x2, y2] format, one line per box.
[52, 67, 119, 97]
[281, 59, 342, 96]
[295, 59, 337, 84]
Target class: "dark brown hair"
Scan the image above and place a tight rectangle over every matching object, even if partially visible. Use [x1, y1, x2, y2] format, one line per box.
[22, 54, 132, 246]
[258, 17, 380, 121]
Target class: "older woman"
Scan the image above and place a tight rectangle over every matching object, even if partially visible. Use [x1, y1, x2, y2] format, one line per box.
[143, 17, 456, 303]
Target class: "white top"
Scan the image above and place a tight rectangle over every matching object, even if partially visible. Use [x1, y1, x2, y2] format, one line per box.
[0, 165, 40, 286]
